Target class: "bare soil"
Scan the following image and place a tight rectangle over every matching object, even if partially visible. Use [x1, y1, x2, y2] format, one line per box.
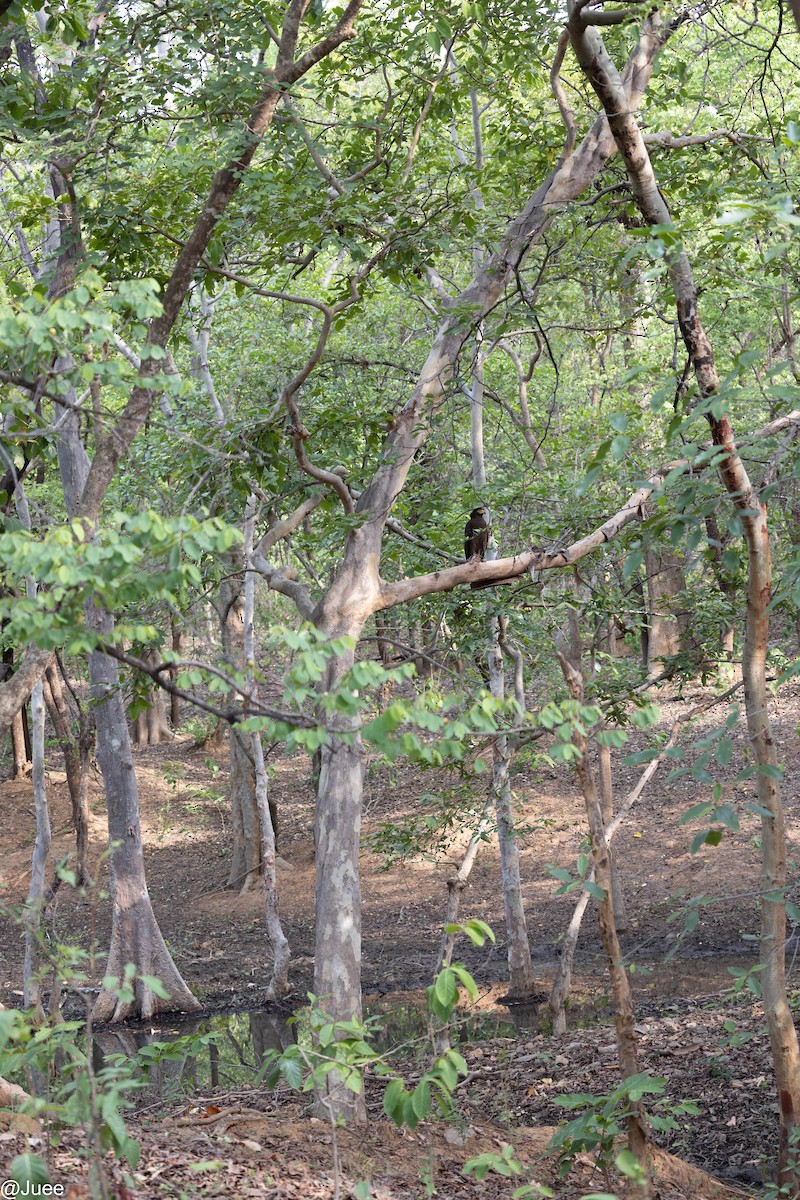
[2, 678, 799, 1196]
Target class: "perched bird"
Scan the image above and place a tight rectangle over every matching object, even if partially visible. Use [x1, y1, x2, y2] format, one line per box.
[464, 507, 490, 561]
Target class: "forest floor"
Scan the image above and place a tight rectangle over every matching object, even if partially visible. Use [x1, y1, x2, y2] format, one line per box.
[2, 676, 800, 1197]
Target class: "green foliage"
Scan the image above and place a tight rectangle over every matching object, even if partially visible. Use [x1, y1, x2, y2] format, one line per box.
[0, 997, 143, 1175]
[254, 952, 485, 1132]
[548, 1073, 699, 1179]
[0, 511, 240, 653]
[463, 1142, 522, 1179]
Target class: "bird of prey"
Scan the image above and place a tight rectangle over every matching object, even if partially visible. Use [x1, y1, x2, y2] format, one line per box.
[464, 507, 490, 560]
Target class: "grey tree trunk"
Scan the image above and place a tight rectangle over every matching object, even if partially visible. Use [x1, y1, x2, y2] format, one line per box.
[22, 679, 49, 1018]
[597, 738, 627, 932]
[645, 549, 689, 673]
[557, 649, 649, 1165]
[88, 606, 201, 1023]
[314, 713, 366, 1122]
[53, 381, 198, 1023]
[16, 484, 50, 1018]
[10, 707, 30, 778]
[42, 660, 93, 887]
[219, 576, 277, 891]
[488, 615, 534, 998]
[304, 11, 670, 1122]
[435, 802, 494, 975]
[131, 649, 173, 746]
[243, 498, 290, 999]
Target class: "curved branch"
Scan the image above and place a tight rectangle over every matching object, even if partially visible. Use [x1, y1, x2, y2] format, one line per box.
[550, 29, 576, 162]
[375, 468, 667, 611]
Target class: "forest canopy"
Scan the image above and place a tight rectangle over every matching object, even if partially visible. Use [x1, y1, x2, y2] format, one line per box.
[2, 0, 800, 1194]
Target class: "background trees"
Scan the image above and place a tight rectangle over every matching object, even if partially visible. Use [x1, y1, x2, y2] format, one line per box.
[2, 0, 800, 1168]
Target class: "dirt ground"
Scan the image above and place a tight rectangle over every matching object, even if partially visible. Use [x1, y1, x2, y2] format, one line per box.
[2, 677, 799, 1196]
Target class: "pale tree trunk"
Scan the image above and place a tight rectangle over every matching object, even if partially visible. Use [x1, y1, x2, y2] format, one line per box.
[304, 13, 670, 1122]
[471, 401, 533, 996]
[15, 484, 50, 1018]
[704, 512, 737, 675]
[53, 381, 199, 1023]
[10, 707, 30, 778]
[550, 733, 673, 1037]
[88, 606, 200, 1022]
[549, 885, 591, 1039]
[42, 660, 93, 887]
[487, 615, 534, 997]
[131, 648, 172, 745]
[435, 802, 495, 975]
[220, 575, 266, 892]
[374, 612, 395, 709]
[22, 678, 48, 1018]
[170, 618, 182, 730]
[568, 7, 800, 1183]
[243, 497, 289, 998]
[598, 735, 627, 932]
[314, 647, 367, 1124]
[462, 98, 534, 991]
[557, 650, 649, 1165]
[645, 548, 689, 673]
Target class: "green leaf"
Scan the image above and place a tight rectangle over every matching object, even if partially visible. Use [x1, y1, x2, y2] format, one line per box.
[679, 801, 714, 825]
[383, 1079, 405, 1124]
[411, 1078, 431, 1119]
[140, 975, 171, 1000]
[11, 1154, 49, 1187]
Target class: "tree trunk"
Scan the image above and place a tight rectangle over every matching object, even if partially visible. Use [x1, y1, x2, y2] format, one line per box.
[549, 885, 592, 1038]
[131, 649, 172, 745]
[227, 725, 263, 893]
[89, 606, 201, 1023]
[567, 10, 800, 1183]
[314, 716, 367, 1122]
[22, 679, 49, 1019]
[42, 661, 93, 887]
[243, 497, 290, 999]
[645, 549, 689, 673]
[10, 706, 30, 778]
[17, 483, 50, 1019]
[557, 650, 649, 1165]
[220, 579, 277, 890]
[598, 738, 627, 932]
[52, 371, 198, 1023]
[704, 512, 737, 676]
[170, 618, 182, 729]
[435, 803, 494, 975]
[488, 615, 534, 998]
[303, 12, 669, 1124]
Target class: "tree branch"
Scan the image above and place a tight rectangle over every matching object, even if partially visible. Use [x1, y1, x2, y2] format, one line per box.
[375, 469, 666, 611]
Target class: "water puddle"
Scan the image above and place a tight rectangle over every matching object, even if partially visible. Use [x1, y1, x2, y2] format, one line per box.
[92, 1002, 527, 1103]
[92, 952, 758, 1104]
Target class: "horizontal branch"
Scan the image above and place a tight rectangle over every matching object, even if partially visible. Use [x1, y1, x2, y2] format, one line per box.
[100, 645, 315, 728]
[642, 129, 765, 149]
[375, 470, 667, 611]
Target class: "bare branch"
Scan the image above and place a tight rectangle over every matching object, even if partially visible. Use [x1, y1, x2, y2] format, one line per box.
[375, 469, 667, 611]
[550, 29, 576, 161]
[102, 645, 316, 728]
[251, 553, 316, 619]
[642, 129, 765, 149]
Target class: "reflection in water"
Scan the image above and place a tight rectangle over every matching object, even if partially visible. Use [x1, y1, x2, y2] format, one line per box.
[92, 1010, 296, 1102]
[91, 993, 617, 1105]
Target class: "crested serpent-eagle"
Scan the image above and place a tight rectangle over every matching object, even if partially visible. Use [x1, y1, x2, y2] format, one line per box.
[464, 507, 490, 561]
